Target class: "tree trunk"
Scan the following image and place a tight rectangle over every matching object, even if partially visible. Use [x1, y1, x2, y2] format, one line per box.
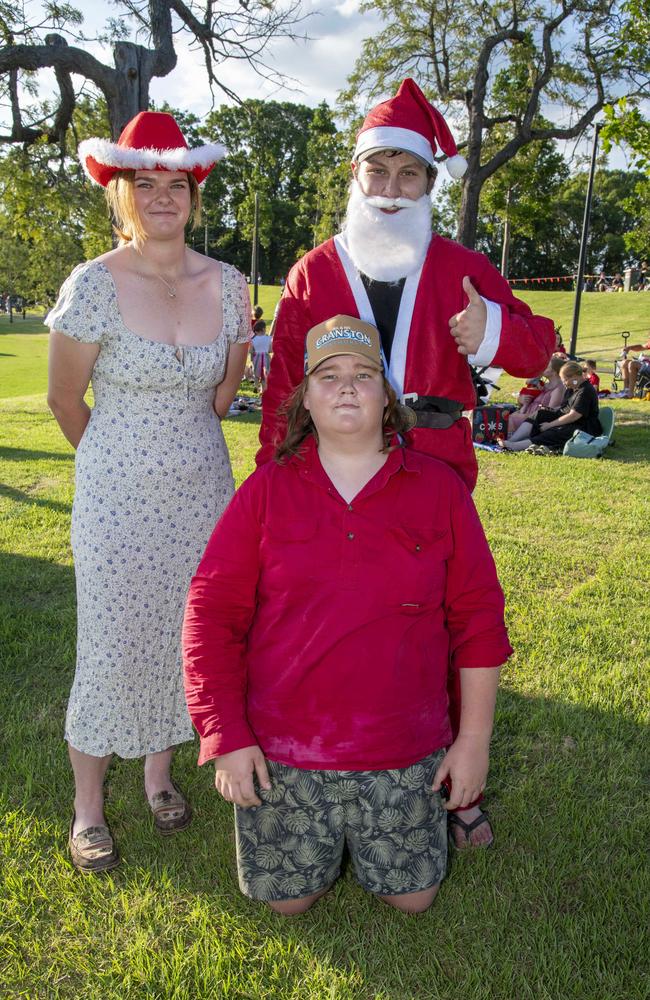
[107, 43, 161, 139]
[456, 175, 483, 249]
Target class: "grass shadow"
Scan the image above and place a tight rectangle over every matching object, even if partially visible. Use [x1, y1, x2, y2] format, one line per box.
[0, 482, 71, 514]
[0, 445, 73, 463]
[223, 410, 262, 426]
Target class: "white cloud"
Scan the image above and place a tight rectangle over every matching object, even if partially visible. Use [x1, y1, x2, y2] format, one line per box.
[146, 3, 383, 115]
[334, 0, 363, 17]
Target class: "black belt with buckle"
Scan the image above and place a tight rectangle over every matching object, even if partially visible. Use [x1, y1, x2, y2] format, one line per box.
[400, 393, 464, 430]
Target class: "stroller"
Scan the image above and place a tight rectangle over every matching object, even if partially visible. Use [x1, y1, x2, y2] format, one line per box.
[611, 331, 630, 391]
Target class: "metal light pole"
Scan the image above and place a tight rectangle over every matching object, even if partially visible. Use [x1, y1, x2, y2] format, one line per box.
[569, 122, 601, 358]
[251, 192, 260, 306]
[500, 187, 511, 279]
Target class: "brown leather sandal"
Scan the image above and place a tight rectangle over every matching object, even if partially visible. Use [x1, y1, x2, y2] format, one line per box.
[68, 815, 120, 873]
[148, 783, 192, 835]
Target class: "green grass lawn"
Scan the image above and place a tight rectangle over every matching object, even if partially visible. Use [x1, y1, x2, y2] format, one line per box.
[2, 288, 646, 399]
[1, 297, 649, 999]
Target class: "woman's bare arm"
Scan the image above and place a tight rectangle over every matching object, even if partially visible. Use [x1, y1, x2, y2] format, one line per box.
[214, 342, 250, 419]
[547, 383, 566, 408]
[47, 331, 100, 448]
[541, 407, 582, 430]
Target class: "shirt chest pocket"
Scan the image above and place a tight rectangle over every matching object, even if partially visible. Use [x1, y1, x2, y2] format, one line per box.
[386, 523, 452, 606]
[261, 516, 319, 585]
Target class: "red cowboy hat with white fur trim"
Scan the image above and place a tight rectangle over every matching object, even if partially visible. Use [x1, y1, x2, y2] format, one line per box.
[353, 78, 467, 179]
[78, 111, 227, 187]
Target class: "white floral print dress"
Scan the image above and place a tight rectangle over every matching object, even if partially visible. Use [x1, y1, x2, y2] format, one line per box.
[46, 259, 251, 757]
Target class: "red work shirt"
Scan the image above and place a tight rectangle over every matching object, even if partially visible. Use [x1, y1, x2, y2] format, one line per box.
[183, 437, 512, 771]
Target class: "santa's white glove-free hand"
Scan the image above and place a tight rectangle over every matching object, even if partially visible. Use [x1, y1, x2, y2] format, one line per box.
[448, 276, 488, 356]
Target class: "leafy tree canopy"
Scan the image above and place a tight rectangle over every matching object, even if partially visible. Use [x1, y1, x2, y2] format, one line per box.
[198, 99, 343, 281]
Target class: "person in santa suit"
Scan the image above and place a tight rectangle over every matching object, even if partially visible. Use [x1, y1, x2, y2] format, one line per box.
[257, 78, 555, 849]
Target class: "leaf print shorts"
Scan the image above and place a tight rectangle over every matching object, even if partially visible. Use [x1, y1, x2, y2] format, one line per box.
[234, 749, 447, 901]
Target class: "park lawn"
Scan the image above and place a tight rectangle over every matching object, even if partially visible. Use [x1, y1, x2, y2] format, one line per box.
[1, 319, 649, 998]
[2, 289, 647, 399]
[0, 283, 283, 400]
[514, 290, 650, 362]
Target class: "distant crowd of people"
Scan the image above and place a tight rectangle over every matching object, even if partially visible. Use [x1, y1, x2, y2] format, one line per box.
[587, 263, 648, 293]
[499, 358, 602, 454]
[492, 325, 650, 453]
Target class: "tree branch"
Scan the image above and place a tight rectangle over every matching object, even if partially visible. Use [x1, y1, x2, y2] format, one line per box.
[0, 0, 307, 144]
[0, 37, 116, 92]
[472, 28, 526, 130]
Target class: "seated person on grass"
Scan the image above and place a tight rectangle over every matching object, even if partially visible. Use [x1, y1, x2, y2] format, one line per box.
[583, 360, 600, 390]
[620, 338, 650, 398]
[500, 361, 601, 453]
[507, 356, 566, 438]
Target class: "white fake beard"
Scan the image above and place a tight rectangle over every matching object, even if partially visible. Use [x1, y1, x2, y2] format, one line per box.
[343, 181, 432, 282]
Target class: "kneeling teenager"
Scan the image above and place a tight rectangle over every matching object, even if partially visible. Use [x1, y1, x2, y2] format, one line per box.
[183, 316, 512, 914]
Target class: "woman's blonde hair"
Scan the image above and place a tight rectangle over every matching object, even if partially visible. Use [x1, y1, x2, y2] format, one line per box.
[274, 372, 413, 463]
[560, 360, 584, 381]
[105, 170, 202, 252]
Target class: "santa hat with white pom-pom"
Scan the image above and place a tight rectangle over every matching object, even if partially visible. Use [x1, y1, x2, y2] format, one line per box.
[79, 111, 227, 187]
[353, 78, 467, 179]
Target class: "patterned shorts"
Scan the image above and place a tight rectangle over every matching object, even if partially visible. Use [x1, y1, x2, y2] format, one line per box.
[234, 749, 447, 901]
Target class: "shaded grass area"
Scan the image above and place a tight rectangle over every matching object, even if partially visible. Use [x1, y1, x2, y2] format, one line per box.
[1, 380, 648, 998]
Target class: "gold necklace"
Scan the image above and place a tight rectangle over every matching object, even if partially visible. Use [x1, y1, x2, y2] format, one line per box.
[134, 271, 178, 298]
[156, 274, 177, 299]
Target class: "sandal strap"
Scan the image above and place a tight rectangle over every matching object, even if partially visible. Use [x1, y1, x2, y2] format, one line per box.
[448, 810, 491, 836]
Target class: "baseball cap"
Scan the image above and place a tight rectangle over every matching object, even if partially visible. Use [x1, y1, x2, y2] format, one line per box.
[305, 315, 383, 375]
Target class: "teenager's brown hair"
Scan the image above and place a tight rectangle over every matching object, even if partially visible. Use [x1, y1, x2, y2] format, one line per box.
[274, 373, 413, 462]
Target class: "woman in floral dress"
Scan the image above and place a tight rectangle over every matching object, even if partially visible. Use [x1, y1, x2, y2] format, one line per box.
[47, 111, 251, 872]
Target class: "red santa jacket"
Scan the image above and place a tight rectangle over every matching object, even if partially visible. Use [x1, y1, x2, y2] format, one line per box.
[257, 235, 555, 488]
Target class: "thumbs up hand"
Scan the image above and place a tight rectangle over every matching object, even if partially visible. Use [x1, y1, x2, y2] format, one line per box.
[448, 276, 488, 356]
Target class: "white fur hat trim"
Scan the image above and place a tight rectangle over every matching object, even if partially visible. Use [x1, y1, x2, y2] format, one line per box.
[78, 138, 227, 184]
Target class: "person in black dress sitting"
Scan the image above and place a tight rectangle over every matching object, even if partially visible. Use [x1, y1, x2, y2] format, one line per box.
[500, 361, 601, 452]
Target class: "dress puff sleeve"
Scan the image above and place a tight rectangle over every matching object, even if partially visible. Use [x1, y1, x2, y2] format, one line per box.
[45, 261, 112, 344]
[224, 264, 253, 345]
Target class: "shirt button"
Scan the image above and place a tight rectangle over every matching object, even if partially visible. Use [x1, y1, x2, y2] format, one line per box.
[347, 532, 355, 540]
[347, 504, 353, 511]
[415, 544, 421, 552]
